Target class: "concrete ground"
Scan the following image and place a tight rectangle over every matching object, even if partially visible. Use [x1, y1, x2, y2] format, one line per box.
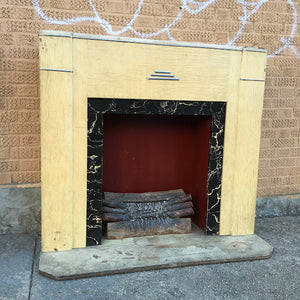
[0, 216, 299, 300]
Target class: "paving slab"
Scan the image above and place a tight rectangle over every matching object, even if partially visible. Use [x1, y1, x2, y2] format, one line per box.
[0, 233, 36, 300]
[30, 216, 300, 299]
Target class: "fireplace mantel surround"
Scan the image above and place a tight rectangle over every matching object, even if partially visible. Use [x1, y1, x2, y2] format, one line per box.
[40, 31, 267, 255]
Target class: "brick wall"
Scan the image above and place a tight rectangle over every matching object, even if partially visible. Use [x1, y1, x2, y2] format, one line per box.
[0, 0, 300, 197]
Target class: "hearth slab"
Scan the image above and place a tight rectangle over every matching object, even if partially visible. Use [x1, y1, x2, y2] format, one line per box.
[39, 229, 273, 280]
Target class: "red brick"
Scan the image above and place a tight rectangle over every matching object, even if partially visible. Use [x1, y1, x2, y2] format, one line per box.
[293, 108, 300, 118]
[11, 171, 40, 183]
[277, 147, 299, 157]
[270, 138, 295, 148]
[262, 109, 278, 119]
[0, 124, 9, 135]
[270, 158, 296, 168]
[261, 129, 276, 139]
[258, 168, 277, 178]
[0, 85, 16, 97]
[279, 88, 294, 98]
[0, 111, 18, 123]
[273, 77, 298, 86]
[16, 60, 38, 72]
[258, 159, 270, 168]
[216, 9, 231, 20]
[15, 7, 35, 19]
[261, 120, 270, 129]
[259, 138, 271, 149]
[133, 16, 155, 28]
[275, 186, 290, 196]
[20, 160, 40, 171]
[272, 119, 297, 128]
[7, 98, 39, 110]
[0, 33, 13, 45]
[282, 67, 297, 77]
[0, 7, 14, 19]
[18, 110, 39, 122]
[278, 109, 293, 118]
[264, 88, 279, 98]
[259, 149, 276, 158]
[19, 135, 40, 146]
[7, 72, 39, 84]
[0, 135, 19, 147]
[215, 32, 230, 44]
[266, 66, 281, 77]
[274, 98, 297, 108]
[0, 173, 11, 184]
[0, 160, 19, 172]
[10, 147, 40, 159]
[257, 178, 272, 186]
[9, 123, 40, 135]
[276, 167, 300, 176]
[49, 0, 72, 9]
[277, 129, 291, 138]
[0, 148, 10, 159]
[0, 98, 7, 109]
[8, 20, 41, 33]
[257, 186, 276, 197]
[291, 129, 300, 137]
[17, 85, 38, 97]
[4, 0, 32, 6]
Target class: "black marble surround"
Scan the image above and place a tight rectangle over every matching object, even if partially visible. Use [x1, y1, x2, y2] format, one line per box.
[87, 99, 226, 246]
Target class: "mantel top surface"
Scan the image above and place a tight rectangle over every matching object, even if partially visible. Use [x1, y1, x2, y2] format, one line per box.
[39, 30, 266, 53]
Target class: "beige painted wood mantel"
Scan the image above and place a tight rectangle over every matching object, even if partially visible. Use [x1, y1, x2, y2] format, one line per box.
[39, 30, 266, 252]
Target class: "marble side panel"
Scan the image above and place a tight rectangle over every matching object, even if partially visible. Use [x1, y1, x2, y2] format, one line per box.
[87, 105, 103, 246]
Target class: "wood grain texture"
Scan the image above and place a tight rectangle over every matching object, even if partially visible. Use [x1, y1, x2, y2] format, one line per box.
[240, 49, 266, 80]
[72, 39, 89, 249]
[230, 50, 266, 235]
[218, 51, 242, 235]
[85, 41, 233, 105]
[231, 81, 266, 235]
[40, 70, 73, 252]
[39, 35, 72, 71]
[40, 34, 74, 252]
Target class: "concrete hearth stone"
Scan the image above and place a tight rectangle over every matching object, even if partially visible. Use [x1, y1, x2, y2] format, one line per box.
[39, 229, 273, 280]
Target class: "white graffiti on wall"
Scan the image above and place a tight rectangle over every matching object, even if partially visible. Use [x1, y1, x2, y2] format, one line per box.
[32, 0, 299, 58]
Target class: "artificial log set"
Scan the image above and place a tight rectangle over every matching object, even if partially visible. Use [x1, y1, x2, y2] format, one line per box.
[103, 189, 194, 239]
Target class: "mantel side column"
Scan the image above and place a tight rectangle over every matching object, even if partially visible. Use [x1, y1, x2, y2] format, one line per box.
[230, 49, 266, 235]
[40, 34, 73, 252]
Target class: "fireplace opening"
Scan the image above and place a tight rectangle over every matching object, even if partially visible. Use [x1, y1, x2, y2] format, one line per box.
[87, 99, 226, 245]
[103, 114, 212, 231]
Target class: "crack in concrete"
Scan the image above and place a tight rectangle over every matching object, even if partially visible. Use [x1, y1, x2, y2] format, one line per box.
[28, 235, 37, 300]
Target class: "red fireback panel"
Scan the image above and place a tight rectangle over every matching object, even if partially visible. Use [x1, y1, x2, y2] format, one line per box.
[103, 114, 212, 230]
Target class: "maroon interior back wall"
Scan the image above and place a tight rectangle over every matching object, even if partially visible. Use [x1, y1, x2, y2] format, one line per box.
[103, 114, 212, 229]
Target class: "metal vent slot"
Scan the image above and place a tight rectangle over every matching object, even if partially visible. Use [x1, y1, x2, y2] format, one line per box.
[148, 71, 180, 81]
